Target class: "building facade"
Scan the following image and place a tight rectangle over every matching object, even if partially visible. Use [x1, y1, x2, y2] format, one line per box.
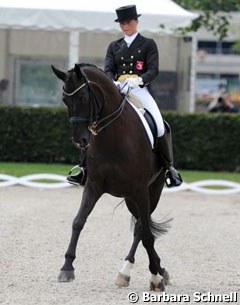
[195, 12, 240, 111]
[0, 29, 192, 111]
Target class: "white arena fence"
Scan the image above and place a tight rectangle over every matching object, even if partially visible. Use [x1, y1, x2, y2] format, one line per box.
[0, 173, 240, 195]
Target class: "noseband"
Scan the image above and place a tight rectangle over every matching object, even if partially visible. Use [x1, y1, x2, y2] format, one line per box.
[64, 71, 126, 136]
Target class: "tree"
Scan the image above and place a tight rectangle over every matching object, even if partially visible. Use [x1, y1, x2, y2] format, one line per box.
[174, 0, 240, 40]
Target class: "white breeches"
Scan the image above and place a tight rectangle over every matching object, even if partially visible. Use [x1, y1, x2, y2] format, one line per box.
[129, 86, 165, 137]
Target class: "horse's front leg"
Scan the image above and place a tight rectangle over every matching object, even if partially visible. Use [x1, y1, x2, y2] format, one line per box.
[58, 182, 102, 282]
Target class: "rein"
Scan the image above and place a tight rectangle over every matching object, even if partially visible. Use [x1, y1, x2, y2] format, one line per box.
[89, 96, 126, 135]
[64, 74, 126, 136]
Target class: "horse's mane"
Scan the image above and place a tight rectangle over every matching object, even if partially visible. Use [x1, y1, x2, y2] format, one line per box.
[78, 63, 118, 88]
[69, 63, 104, 74]
[68, 63, 120, 96]
[78, 63, 100, 69]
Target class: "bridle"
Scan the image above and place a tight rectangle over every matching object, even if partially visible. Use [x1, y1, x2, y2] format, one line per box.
[63, 82, 88, 97]
[63, 71, 126, 136]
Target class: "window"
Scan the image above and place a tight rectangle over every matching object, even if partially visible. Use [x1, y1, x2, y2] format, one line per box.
[13, 57, 66, 106]
[198, 41, 217, 54]
[198, 40, 237, 55]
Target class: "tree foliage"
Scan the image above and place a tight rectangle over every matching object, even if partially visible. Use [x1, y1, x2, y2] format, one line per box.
[174, 0, 240, 40]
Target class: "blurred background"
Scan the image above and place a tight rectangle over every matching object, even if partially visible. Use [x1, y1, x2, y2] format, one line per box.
[0, 0, 240, 112]
[0, 0, 239, 178]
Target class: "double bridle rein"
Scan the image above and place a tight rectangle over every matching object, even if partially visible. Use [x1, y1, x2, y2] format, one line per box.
[63, 76, 126, 136]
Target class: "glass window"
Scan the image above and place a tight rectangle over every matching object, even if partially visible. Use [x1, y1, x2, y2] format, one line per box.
[221, 42, 236, 54]
[14, 58, 66, 106]
[198, 41, 217, 54]
[198, 40, 238, 55]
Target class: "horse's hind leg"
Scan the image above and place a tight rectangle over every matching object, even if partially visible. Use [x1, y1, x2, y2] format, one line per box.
[58, 182, 102, 282]
[116, 217, 141, 287]
[134, 189, 167, 292]
[116, 198, 141, 287]
[148, 171, 171, 288]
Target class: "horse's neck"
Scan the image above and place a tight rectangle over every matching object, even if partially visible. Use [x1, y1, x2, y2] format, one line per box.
[89, 69, 122, 114]
[105, 91, 123, 113]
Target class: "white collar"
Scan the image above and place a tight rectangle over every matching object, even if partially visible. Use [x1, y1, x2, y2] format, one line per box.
[124, 32, 138, 47]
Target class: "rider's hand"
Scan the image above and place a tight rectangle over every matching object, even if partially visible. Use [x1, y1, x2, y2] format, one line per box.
[113, 80, 121, 88]
[118, 77, 143, 95]
[119, 81, 131, 95]
[126, 77, 143, 88]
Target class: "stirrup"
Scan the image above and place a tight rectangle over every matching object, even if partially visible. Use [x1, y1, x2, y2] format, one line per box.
[165, 168, 183, 188]
[67, 165, 86, 186]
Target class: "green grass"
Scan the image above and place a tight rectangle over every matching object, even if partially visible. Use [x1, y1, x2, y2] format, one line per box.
[0, 162, 71, 177]
[0, 162, 240, 183]
[181, 170, 240, 183]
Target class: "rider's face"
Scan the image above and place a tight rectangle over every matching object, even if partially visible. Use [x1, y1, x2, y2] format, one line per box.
[119, 19, 138, 36]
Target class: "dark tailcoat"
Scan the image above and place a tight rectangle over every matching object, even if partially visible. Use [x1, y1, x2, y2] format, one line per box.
[104, 33, 159, 85]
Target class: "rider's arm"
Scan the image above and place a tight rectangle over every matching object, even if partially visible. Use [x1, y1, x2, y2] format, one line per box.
[140, 39, 159, 85]
[104, 42, 117, 80]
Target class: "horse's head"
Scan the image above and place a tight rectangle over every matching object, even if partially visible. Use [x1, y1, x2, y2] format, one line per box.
[52, 63, 125, 150]
[52, 64, 95, 150]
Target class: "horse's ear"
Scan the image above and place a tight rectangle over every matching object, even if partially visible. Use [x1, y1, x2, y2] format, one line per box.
[51, 65, 66, 82]
[74, 64, 82, 78]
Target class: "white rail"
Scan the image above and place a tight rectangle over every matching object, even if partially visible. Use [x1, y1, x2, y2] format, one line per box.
[0, 174, 240, 194]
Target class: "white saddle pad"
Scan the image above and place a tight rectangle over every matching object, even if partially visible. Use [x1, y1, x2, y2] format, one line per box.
[126, 97, 154, 148]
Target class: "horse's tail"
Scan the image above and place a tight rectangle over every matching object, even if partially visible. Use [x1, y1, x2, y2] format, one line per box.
[150, 217, 173, 239]
[130, 216, 173, 239]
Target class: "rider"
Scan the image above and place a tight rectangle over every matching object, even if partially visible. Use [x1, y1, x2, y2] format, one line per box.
[67, 4, 182, 188]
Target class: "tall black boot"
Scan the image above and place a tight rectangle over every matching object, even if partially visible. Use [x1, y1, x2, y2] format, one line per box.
[157, 122, 182, 188]
[67, 149, 88, 186]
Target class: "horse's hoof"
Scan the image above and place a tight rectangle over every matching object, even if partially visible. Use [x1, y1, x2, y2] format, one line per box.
[150, 279, 165, 292]
[116, 272, 130, 287]
[58, 270, 75, 282]
[163, 269, 171, 286]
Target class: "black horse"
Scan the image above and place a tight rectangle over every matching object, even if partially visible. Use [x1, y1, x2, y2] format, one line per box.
[52, 63, 171, 291]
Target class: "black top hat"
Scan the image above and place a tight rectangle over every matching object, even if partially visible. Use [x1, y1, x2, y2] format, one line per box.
[115, 5, 141, 22]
